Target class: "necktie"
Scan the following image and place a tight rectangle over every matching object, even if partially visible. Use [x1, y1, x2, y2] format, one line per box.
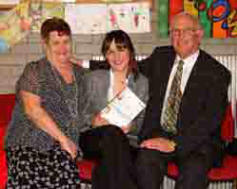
[162, 60, 184, 134]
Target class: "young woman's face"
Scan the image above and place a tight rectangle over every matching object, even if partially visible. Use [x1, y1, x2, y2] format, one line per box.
[44, 31, 72, 65]
[106, 40, 130, 73]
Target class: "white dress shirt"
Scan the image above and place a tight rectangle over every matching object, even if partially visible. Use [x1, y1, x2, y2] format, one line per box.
[160, 50, 200, 125]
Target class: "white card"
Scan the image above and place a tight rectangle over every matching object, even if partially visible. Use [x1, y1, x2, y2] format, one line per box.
[100, 87, 145, 127]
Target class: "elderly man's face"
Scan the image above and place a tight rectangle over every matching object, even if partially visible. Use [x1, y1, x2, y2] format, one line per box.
[170, 15, 203, 59]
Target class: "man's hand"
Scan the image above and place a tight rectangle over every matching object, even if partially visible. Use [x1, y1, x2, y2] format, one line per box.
[59, 135, 78, 159]
[140, 137, 176, 153]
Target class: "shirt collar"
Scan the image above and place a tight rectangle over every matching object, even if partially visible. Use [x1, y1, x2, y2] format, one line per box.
[176, 50, 200, 67]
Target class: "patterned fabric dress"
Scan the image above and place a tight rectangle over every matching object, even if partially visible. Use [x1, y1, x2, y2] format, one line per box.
[6, 146, 80, 189]
[5, 57, 84, 188]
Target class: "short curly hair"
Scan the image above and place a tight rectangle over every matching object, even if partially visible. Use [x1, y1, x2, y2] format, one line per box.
[40, 17, 71, 42]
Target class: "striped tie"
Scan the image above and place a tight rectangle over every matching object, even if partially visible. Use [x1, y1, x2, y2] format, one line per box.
[162, 60, 184, 134]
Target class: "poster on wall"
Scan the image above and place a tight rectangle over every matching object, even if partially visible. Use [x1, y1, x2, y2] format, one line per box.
[0, 0, 151, 52]
[29, 2, 64, 32]
[107, 2, 150, 33]
[65, 4, 107, 34]
[159, 0, 237, 38]
[65, 2, 150, 34]
[43, 0, 76, 2]
[75, 0, 138, 3]
[0, 1, 30, 52]
[0, 0, 19, 5]
[0, 1, 64, 52]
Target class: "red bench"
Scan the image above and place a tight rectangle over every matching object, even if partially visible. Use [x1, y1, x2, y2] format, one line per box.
[77, 103, 237, 187]
[1, 94, 237, 188]
[0, 94, 15, 189]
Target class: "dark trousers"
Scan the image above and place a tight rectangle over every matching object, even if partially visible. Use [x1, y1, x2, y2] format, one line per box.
[136, 148, 213, 189]
[79, 125, 137, 189]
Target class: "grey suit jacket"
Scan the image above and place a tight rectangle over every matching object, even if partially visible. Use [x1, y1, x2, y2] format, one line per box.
[79, 69, 149, 136]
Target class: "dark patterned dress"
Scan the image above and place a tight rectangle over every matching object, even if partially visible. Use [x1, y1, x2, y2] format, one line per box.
[5, 57, 85, 188]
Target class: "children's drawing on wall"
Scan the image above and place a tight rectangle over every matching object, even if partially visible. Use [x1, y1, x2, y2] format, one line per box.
[0, 0, 19, 5]
[29, 2, 64, 32]
[0, 1, 31, 52]
[107, 2, 150, 33]
[0, 0, 151, 52]
[29, 2, 42, 32]
[159, 0, 237, 38]
[65, 4, 107, 34]
[64, 2, 150, 34]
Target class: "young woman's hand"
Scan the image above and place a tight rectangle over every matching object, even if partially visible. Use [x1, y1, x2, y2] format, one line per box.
[121, 124, 132, 134]
[92, 113, 109, 127]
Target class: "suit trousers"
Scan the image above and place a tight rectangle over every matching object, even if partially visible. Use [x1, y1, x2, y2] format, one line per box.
[79, 125, 137, 189]
[136, 148, 213, 189]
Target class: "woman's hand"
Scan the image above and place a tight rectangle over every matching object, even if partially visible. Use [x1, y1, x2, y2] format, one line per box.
[59, 135, 78, 159]
[121, 124, 132, 134]
[92, 113, 109, 127]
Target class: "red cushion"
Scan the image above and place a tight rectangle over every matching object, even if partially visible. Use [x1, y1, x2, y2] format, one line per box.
[167, 155, 237, 180]
[0, 126, 7, 150]
[0, 94, 15, 124]
[77, 160, 97, 181]
[0, 151, 7, 189]
[221, 104, 235, 142]
[208, 155, 237, 180]
[0, 94, 15, 189]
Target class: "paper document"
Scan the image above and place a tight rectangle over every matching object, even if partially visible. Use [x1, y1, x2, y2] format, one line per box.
[101, 87, 145, 127]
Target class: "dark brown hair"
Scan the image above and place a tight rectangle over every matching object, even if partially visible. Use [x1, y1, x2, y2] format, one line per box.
[40, 17, 71, 42]
[101, 30, 138, 79]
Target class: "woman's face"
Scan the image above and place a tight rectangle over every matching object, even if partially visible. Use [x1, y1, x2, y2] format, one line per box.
[44, 31, 72, 65]
[106, 40, 130, 73]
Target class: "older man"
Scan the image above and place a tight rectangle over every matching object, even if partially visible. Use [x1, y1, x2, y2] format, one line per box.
[136, 12, 231, 189]
[78, 12, 231, 189]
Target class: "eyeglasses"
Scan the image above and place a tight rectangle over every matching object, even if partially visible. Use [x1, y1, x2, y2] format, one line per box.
[170, 28, 197, 36]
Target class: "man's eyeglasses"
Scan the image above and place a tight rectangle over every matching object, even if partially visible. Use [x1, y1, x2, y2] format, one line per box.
[170, 28, 198, 36]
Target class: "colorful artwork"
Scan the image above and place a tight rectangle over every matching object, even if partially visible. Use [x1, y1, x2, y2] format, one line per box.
[107, 2, 150, 33]
[65, 4, 107, 34]
[0, 1, 64, 52]
[159, 0, 237, 38]
[29, 2, 64, 32]
[75, 0, 134, 3]
[0, 0, 19, 4]
[0, 0, 150, 52]
[0, 1, 30, 52]
[65, 2, 150, 34]
[43, 0, 75, 2]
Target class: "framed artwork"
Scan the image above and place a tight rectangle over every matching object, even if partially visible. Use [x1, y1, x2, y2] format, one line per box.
[158, 0, 237, 38]
[0, 0, 19, 10]
[75, 0, 149, 3]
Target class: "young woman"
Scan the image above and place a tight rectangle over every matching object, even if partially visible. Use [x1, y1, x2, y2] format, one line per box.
[79, 30, 148, 189]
